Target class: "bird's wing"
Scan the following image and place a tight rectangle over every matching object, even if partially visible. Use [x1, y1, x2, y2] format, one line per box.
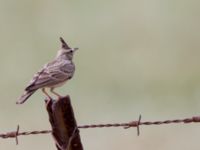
[25, 60, 73, 91]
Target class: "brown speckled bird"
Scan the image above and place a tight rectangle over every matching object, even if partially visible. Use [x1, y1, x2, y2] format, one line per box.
[16, 37, 78, 104]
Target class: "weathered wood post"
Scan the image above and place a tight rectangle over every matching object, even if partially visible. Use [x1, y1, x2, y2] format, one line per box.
[45, 95, 83, 150]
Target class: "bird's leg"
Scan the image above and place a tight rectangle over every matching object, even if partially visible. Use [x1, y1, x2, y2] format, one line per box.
[50, 88, 62, 100]
[42, 88, 52, 100]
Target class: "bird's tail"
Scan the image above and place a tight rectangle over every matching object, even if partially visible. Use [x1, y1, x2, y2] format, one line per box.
[16, 90, 36, 104]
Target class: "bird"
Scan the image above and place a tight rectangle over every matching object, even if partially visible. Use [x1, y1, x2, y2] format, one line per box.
[16, 37, 78, 104]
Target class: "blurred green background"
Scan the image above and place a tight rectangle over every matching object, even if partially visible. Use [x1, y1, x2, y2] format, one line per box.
[0, 0, 200, 149]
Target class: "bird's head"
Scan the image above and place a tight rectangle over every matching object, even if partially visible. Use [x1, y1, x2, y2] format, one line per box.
[56, 37, 78, 60]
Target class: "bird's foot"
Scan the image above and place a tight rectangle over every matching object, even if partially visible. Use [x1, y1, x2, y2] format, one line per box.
[57, 95, 63, 101]
[45, 96, 52, 102]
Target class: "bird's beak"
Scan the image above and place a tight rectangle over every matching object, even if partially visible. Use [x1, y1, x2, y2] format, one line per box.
[73, 47, 79, 52]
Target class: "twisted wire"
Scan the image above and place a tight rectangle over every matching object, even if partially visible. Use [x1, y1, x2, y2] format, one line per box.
[0, 115, 199, 143]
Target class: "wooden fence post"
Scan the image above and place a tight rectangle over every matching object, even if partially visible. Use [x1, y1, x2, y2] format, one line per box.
[45, 95, 84, 150]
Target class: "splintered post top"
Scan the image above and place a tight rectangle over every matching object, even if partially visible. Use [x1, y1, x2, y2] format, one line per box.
[60, 37, 71, 49]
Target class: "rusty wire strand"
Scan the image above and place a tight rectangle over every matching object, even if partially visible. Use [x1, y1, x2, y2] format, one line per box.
[1, 115, 200, 142]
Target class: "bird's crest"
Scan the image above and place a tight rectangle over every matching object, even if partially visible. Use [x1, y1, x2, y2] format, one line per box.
[60, 37, 71, 49]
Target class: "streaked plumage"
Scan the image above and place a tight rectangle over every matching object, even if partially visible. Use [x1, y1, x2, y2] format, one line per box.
[16, 37, 78, 104]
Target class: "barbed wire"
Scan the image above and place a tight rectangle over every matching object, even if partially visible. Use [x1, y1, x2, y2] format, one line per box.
[1, 115, 200, 145]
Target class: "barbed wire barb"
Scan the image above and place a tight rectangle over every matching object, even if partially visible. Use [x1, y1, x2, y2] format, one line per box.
[124, 114, 142, 136]
[15, 125, 19, 145]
